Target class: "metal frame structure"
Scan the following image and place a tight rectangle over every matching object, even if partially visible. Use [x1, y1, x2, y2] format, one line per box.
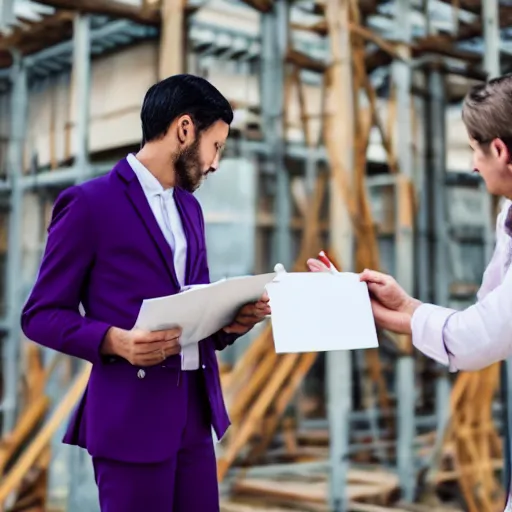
[0, 0, 508, 510]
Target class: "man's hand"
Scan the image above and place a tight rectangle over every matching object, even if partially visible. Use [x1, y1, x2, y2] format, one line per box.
[307, 258, 330, 273]
[223, 293, 271, 335]
[359, 269, 422, 334]
[101, 326, 182, 366]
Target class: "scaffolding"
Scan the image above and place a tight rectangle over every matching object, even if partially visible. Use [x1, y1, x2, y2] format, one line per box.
[0, 1, 509, 511]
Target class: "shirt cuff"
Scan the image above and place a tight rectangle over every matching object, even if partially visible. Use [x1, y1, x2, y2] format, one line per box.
[410, 303, 457, 369]
[181, 343, 200, 370]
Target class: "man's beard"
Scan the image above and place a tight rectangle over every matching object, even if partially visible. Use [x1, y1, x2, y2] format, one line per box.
[174, 139, 205, 193]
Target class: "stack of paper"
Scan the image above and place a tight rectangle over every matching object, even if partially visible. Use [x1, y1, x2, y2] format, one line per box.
[134, 273, 276, 346]
[134, 268, 378, 354]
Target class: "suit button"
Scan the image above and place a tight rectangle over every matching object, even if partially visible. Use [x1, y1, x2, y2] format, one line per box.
[202, 364, 206, 369]
[137, 369, 146, 379]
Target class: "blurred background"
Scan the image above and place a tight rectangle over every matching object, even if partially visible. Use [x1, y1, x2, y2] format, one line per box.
[0, 0, 509, 511]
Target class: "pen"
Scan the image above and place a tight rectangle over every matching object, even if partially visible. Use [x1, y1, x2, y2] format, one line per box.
[317, 250, 339, 274]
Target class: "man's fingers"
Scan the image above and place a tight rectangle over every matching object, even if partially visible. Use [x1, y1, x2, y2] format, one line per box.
[359, 268, 389, 285]
[254, 302, 271, 313]
[135, 328, 181, 344]
[233, 315, 259, 327]
[367, 282, 385, 295]
[134, 342, 182, 365]
[307, 258, 328, 272]
[134, 336, 181, 355]
[239, 303, 268, 316]
[223, 323, 247, 335]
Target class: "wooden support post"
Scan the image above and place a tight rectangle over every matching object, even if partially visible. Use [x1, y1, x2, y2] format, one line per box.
[158, 0, 186, 80]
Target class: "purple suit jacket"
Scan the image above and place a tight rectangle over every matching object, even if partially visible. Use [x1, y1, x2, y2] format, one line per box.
[21, 158, 239, 463]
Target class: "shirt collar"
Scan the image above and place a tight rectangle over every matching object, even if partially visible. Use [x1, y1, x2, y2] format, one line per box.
[505, 203, 512, 238]
[127, 153, 174, 198]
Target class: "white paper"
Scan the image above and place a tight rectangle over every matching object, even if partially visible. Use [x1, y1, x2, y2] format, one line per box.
[134, 273, 276, 345]
[266, 272, 378, 353]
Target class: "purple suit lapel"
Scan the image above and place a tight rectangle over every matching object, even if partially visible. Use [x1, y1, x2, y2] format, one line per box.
[115, 159, 180, 288]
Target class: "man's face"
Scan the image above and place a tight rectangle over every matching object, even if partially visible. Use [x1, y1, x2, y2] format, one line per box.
[174, 120, 229, 193]
[469, 136, 512, 197]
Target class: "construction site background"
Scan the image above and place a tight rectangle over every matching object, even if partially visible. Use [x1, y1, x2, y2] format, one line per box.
[0, 1, 508, 511]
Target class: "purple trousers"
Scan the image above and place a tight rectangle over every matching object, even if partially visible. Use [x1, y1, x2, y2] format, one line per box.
[92, 371, 219, 512]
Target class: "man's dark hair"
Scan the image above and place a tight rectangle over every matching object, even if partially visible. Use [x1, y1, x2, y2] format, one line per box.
[462, 74, 512, 146]
[140, 74, 233, 144]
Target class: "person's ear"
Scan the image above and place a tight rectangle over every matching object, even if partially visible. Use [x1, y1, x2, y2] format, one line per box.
[491, 138, 510, 163]
[176, 115, 195, 145]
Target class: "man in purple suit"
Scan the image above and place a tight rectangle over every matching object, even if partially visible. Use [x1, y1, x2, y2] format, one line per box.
[21, 74, 270, 511]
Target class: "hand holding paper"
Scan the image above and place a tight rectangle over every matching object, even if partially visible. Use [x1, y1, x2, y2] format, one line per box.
[307, 252, 421, 335]
[266, 270, 378, 354]
[134, 273, 276, 347]
[359, 268, 421, 334]
[223, 291, 271, 335]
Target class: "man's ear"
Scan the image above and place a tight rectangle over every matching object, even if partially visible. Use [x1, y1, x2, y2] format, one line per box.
[176, 114, 195, 145]
[492, 138, 510, 163]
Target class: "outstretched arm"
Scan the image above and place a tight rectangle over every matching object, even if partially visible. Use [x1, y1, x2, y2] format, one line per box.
[357, 262, 512, 373]
[21, 186, 112, 364]
[413, 200, 512, 371]
[412, 264, 512, 372]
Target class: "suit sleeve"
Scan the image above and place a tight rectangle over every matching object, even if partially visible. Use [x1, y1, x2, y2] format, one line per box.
[195, 200, 240, 351]
[21, 185, 112, 364]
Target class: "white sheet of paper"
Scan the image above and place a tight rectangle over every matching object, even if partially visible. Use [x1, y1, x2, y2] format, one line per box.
[134, 272, 276, 346]
[266, 272, 378, 353]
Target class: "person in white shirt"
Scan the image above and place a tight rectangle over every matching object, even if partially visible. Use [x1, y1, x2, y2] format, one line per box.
[308, 74, 512, 511]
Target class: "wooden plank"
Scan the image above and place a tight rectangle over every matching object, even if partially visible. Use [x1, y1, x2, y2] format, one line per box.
[0, 365, 91, 504]
[238, 0, 274, 13]
[221, 324, 272, 392]
[0, 11, 74, 51]
[232, 470, 399, 503]
[217, 354, 301, 481]
[0, 395, 49, 474]
[247, 353, 319, 461]
[31, 0, 161, 25]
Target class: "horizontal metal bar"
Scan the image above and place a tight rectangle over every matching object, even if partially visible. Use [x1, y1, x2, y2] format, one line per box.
[24, 20, 144, 68]
[366, 174, 401, 188]
[21, 164, 112, 189]
[8, 141, 326, 191]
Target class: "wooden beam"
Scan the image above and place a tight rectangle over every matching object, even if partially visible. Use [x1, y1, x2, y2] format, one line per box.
[424, 1, 512, 42]
[238, 0, 274, 13]
[291, 20, 405, 62]
[307, 0, 379, 18]
[286, 48, 326, 73]
[414, 36, 481, 63]
[0, 365, 91, 504]
[158, 0, 185, 79]
[0, 11, 74, 51]
[33, 0, 161, 25]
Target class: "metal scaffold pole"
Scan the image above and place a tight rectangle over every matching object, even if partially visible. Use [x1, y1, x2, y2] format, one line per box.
[325, 1, 354, 510]
[67, 12, 94, 511]
[1, 51, 27, 436]
[261, 1, 292, 270]
[392, 0, 416, 501]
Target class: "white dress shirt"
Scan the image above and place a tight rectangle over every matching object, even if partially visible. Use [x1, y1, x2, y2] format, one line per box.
[411, 198, 512, 373]
[411, 198, 512, 510]
[127, 153, 199, 370]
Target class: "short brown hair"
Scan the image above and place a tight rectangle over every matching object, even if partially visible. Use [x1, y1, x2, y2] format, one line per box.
[462, 74, 512, 144]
